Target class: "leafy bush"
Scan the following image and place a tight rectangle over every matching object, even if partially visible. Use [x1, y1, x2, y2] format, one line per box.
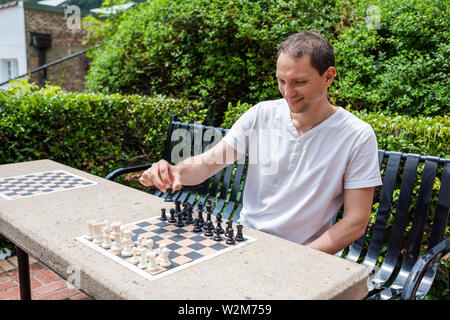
[0, 79, 207, 176]
[84, 0, 448, 124]
[83, 0, 345, 125]
[329, 0, 449, 116]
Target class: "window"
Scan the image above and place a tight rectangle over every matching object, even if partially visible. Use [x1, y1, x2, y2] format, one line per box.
[0, 59, 19, 83]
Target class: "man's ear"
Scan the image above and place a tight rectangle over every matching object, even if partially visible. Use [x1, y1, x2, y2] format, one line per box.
[323, 66, 336, 86]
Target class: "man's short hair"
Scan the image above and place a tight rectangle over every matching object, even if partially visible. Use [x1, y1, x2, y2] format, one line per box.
[278, 30, 335, 76]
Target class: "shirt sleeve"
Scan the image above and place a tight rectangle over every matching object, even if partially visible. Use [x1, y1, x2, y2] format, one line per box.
[222, 104, 259, 156]
[344, 126, 383, 189]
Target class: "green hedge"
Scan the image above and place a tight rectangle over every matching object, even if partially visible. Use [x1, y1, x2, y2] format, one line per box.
[222, 101, 449, 158]
[0, 80, 207, 176]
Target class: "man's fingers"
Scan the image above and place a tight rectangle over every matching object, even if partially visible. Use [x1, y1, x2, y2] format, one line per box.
[139, 160, 181, 193]
[158, 160, 172, 189]
[170, 169, 182, 192]
[139, 170, 154, 187]
[150, 163, 167, 192]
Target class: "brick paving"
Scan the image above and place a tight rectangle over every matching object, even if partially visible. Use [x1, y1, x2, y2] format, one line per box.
[0, 255, 89, 300]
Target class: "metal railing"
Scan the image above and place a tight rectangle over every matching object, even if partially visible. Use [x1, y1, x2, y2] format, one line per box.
[0, 49, 88, 87]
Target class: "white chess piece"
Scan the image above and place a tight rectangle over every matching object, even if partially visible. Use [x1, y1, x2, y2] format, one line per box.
[121, 230, 133, 256]
[110, 222, 123, 252]
[86, 220, 96, 241]
[101, 227, 112, 249]
[157, 243, 167, 263]
[93, 222, 105, 245]
[147, 239, 154, 252]
[146, 251, 158, 271]
[129, 247, 139, 264]
[136, 237, 147, 255]
[138, 248, 148, 269]
[159, 247, 171, 267]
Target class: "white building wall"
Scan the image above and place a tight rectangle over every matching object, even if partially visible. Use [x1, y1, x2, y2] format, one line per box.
[0, 1, 27, 84]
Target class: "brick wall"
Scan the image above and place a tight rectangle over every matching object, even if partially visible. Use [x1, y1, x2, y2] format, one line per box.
[24, 7, 88, 92]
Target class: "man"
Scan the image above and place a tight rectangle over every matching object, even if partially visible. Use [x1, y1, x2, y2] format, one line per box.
[139, 30, 382, 255]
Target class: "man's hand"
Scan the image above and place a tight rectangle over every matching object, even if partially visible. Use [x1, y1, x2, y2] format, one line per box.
[139, 140, 244, 194]
[139, 160, 182, 193]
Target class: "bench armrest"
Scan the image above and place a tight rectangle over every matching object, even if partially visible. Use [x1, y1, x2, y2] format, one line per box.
[105, 164, 152, 181]
[401, 237, 450, 300]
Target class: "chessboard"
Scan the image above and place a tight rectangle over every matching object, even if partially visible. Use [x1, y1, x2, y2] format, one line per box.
[0, 170, 97, 200]
[76, 202, 256, 281]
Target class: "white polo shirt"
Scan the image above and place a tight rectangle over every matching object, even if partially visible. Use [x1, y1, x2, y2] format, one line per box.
[222, 98, 382, 245]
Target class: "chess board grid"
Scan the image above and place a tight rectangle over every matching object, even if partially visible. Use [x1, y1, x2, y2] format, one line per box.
[76, 216, 256, 282]
[0, 170, 97, 200]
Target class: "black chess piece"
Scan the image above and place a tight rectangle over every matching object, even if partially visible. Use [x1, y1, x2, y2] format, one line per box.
[204, 212, 212, 230]
[213, 228, 222, 241]
[197, 202, 205, 227]
[215, 213, 224, 234]
[164, 188, 174, 202]
[186, 203, 195, 224]
[168, 208, 176, 223]
[226, 228, 235, 245]
[175, 200, 182, 214]
[235, 224, 244, 241]
[204, 221, 214, 237]
[175, 211, 184, 227]
[205, 200, 213, 214]
[225, 220, 233, 237]
[160, 208, 167, 221]
[193, 218, 202, 232]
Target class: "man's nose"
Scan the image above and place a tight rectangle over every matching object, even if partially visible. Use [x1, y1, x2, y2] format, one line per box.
[284, 84, 296, 98]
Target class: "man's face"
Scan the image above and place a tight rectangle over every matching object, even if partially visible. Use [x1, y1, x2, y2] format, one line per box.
[276, 52, 334, 114]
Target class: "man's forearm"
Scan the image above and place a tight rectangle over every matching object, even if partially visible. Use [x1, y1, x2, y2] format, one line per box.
[307, 217, 366, 255]
[175, 155, 215, 186]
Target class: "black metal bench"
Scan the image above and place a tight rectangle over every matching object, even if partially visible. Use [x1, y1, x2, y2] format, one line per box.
[106, 115, 450, 300]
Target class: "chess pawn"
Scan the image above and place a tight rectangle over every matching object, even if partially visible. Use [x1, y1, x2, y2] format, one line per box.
[168, 208, 176, 223]
[157, 243, 167, 263]
[136, 236, 147, 255]
[121, 230, 134, 256]
[160, 208, 167, 221]
[101, 227, 112, 249]
[86, 220, 96, 241]
[93, 222, 105, 245]
[138, 248, 148, 269]
[159, 247, 171, 267]
[213, 228, 223, 242]
[226, 228, 235, 245]
[146, 251, 158, 271]
[111, 229, 124, 252]
[129, 247, 139, 264]
[204, 221, 214, 237]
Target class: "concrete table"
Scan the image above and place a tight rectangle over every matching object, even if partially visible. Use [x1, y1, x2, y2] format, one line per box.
[0, 160, 369, 300]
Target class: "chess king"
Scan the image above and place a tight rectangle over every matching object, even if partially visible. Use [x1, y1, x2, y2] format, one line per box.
[139, 30, 382, 255]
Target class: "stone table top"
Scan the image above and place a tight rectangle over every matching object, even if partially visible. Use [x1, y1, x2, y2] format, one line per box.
[0, 160, 368, 300]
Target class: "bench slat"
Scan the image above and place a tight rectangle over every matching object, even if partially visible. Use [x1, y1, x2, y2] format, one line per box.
[362, 151, 402, 272]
